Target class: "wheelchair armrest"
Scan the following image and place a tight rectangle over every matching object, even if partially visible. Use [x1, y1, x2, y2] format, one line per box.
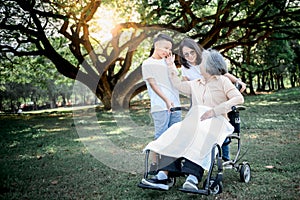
[236, 105, 246, 111]
[231, 105, 246, 112]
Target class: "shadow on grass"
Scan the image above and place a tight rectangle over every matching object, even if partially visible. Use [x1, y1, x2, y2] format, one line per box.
[0, 87, 299, 199]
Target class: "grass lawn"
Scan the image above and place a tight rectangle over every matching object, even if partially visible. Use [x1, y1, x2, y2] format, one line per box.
[0, 87, 299, 200]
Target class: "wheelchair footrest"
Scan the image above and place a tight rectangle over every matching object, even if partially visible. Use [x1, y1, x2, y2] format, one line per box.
[137, 183, 167, 191]
[178, 187, 209, 195]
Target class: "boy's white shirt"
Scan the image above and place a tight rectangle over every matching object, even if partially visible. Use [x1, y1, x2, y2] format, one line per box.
[142, 57, 181, 113]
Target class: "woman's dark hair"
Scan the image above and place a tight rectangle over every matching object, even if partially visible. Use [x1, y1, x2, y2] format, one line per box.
[178, 38, 204, 69]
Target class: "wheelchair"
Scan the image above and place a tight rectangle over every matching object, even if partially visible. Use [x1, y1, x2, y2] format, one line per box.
[138, 106, 251, 195]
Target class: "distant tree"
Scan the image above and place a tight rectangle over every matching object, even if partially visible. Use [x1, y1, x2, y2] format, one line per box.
[0, 0, 299, 109]
[0, 43, 74, 111]
[240, 34, 297, 93]
[265, 36, 296, 90]
[289, 40, 300, 87]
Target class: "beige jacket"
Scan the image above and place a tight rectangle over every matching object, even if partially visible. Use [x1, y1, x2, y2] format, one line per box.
[168, 67, 244, 119]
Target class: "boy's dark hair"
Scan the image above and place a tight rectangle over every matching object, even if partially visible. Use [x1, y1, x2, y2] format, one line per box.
[153, 33, 174, 47]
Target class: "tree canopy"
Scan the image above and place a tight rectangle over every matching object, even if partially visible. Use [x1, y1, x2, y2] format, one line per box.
[1, 0, 300, 110]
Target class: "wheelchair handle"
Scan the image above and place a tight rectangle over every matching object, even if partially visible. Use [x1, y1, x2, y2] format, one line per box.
[231, 106, 237, 112]
[170, 107, 182, 112]
[235, 82, 242, 91]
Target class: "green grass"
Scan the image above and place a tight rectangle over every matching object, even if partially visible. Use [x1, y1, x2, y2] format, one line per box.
[0, 87, 299, 200]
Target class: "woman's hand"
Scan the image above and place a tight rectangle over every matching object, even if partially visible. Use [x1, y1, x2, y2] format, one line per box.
[200, 109, 216, 121]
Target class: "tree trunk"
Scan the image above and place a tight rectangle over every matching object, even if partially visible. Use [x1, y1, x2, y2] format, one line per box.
[0, 97, 3, 111]
[280, 75, 285, 89]
[10, 100, 15, 113]
[261, 71, 267, 91]
[248, 72, 255, 95]
[125, 82, 147, 108]
[257, 72, 261, 91]
[111, 66, 143, 110]
[96, 90, 111, 109]
[290, 74, 296, 87]
[276, 76, 280, 90]
[62, 94, 66, 107]
[270, 70, 275, 90]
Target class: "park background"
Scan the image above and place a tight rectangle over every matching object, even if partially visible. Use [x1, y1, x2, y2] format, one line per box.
[1, 0, 299, 199]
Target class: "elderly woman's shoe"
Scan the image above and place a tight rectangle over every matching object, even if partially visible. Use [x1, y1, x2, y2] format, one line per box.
[141, 175, 172, 190]
[183, 179, 198, 190]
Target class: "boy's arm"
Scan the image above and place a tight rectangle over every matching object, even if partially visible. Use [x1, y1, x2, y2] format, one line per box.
[147, 78, 174, 111]
[224, 73, 246, 93]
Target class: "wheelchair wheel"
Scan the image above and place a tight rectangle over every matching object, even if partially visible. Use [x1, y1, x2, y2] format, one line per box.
[203, 178, 223, 195]
[240, 162, 251, 183]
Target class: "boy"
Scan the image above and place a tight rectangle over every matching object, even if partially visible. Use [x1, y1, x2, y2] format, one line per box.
[142, 34, 182, 182]
[142, 33, 182, 140]
[142, 34, 181, 188]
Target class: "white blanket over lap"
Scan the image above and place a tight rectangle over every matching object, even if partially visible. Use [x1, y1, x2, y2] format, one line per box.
[144, 105, 234, 170]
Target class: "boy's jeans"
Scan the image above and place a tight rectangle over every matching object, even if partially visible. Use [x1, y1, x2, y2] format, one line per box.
[152, 110, 181, 139]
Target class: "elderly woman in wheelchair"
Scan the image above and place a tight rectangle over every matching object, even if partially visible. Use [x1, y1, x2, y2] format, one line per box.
[138, 49, 246, 194]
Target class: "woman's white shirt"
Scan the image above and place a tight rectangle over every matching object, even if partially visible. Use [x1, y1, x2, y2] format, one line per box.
[181, 64, 203, 80]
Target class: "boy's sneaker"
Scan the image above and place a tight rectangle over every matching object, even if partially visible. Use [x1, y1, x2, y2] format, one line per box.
[141, 176, 173, 190]
[182, 179, 199, 191]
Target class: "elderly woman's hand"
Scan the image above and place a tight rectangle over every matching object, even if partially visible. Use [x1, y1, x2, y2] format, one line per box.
[200, 109, 216, 121]
[166, 52, 175, 67]
[237, 80, 247, 93]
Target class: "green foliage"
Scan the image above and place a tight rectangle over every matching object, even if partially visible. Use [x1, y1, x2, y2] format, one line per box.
[1, 0, 299, 109]
[266, 33, 296, 72]
[0, 55, 73, 111]
[0, 35, 77, 111]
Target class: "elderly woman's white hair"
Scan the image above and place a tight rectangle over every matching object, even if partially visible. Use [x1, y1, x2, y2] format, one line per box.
[201, 49, 228, 75]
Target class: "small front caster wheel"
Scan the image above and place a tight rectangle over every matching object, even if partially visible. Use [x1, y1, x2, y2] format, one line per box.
[240, 162, 251, 183]
[203, 178, 223, 195]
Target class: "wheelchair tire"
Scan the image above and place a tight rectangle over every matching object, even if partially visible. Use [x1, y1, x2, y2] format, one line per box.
[240, 162, 251, 183]
[203, 178, 223, 195]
